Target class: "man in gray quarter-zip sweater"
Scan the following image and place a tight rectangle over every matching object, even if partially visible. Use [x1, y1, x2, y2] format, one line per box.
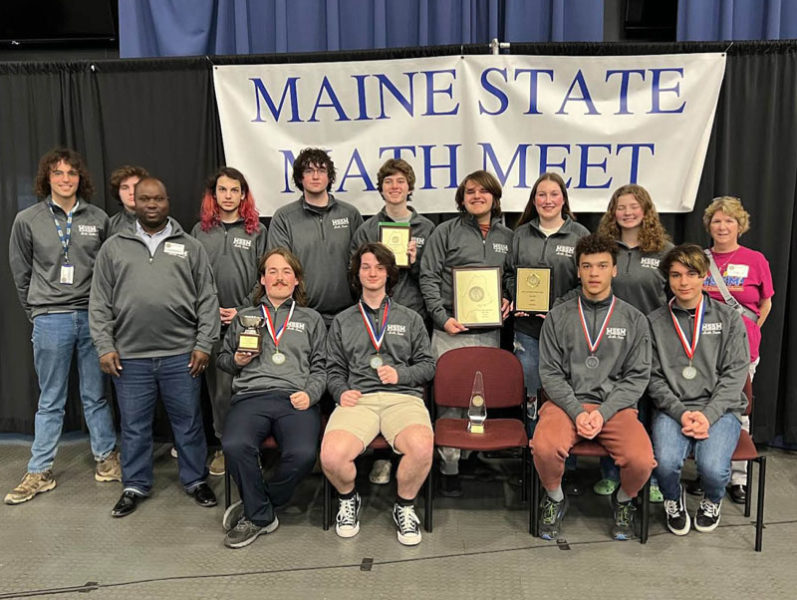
[6, 148, 119, 506]
[267, 148, 363, 327]
[321, 242, 435, 546]
[107, 165, 149, 236]
[191, 167, 268, 476]
[533, 234, 655, 542]
[647, 244, 749, 536]
[90, 178, 220, 518]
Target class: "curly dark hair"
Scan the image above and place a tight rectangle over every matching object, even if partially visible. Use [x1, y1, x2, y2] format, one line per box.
[454, 170, 502, 217]
[253, 247, 308, 307]
[349, 242, 399, 297]
[34, 148, 94, 201]
[575, 233, 618, 266]
[292, 148, 336, 192]
[109, 165, 149, 204]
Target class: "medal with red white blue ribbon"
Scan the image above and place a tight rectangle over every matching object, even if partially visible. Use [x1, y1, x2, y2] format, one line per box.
[262, 300, 295, 365]
[359, 298, 390, 369]
[578, 296, 616, 369]
[668, 295, 705, 380]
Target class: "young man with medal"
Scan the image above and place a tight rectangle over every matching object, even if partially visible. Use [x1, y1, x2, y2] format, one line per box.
[191, 167, 267, 477]
[533, 233, 655, 541]
[7, 148, 120, 505]
[647, 244, 749, 535]
[89, 178, 220, 518]
[217, 247, 327, 549]
[321, 242, 435, 546]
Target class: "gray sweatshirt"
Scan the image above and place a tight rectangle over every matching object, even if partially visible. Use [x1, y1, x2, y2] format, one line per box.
[9, 198, 109, 320]
[420, 214, 513, 331]
[191, 220, 267, 309]
[217, 300, 327, 405]
[350, 206, 435, 317]
[89, 218, 220, 358]
[504, 217, 590, 338]
[647, 294, 749, 424]
[267, 195, 363, 321]
[327, 298, 435, 402]
[612, 241, 674, 316]
[108, 209, 137, 236]
[539, 292, 651, 423]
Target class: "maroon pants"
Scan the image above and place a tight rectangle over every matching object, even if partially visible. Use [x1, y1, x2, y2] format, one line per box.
[531, 402, 656, 498]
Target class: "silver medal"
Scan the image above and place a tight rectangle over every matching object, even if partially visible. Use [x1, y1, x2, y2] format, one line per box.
[369, 355, 384, 369]
[585, 355, 600, 369]
[682, 365, 697, 380]
[272, 352, 286, 365]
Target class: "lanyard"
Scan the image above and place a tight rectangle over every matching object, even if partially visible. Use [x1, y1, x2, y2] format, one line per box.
[358, 298, 390, 353]
[262, 300, 295, 350]
[577, 296, 616, 355]
[668, 296, 706, 363]
[48, 200, 78, 263]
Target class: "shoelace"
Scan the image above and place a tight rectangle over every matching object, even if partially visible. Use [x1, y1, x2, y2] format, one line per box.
[615, 502, 635, 526]
[395, 505, 420, 532]
[541, 498, 560, 524]
[337, 497, 357, 525]
[663, 499, 681, 517]
[233, 518, 254, 532]
[699, 498, 720, 517]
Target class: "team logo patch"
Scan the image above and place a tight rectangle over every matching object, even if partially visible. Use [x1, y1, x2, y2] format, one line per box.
[286, 321, 306, 333]
[492, 242, 509, 254]
[556, 245, 575, 257]
[606, 327, 627, 340]
[77, 224, 98, 237]
[331, 217, 350, 230]
[701, 322, 723, 335]
[640, 257, 660, 269]
[233, 237, 252, 250]
[387, 324, 406, 336]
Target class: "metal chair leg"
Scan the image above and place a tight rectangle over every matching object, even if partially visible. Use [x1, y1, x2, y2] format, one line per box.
[640, 478, 650, 544]
[322, 476, 331, 531]
[755, 456, 766, 552]
[224, 454, 231, 508]
[744, 458, 753, 518]
[425, 468, 434, 532]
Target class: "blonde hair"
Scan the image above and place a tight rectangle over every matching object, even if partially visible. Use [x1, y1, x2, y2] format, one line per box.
[703, 196, 751, 236]
[597, 183, 669, 253]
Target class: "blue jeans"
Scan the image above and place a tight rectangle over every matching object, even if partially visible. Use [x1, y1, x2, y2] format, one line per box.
[652, 411, 741, 504]
[513, 330, 540, 400]
[113, 353, 208, 495]
[29, 311, 116, 473]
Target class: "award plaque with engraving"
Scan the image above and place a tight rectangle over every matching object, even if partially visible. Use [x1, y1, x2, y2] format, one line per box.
[467, 371, 487, 434]
[378, 222, 411, 268]
[515, 267, 552, 313]
[237, 314, 264, 354]
[453, 266, 502, 328]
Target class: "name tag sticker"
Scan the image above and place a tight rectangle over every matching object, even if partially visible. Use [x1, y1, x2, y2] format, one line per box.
[727, 264, 749, 278]
[164, 242, 186, 257]
[60, 264, 74, 285]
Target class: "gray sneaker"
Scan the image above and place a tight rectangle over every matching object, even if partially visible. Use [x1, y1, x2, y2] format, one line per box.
[222, 500, 245, 532]
[224, 516, 279, 549]
[4, 471, 56, 505]
[539, 494, 568, 540]
[611, 492, 638, 541]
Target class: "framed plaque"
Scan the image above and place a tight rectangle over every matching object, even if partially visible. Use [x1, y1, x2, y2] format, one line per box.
[379, 222, 411, 268]
[515, 267, 552, 313]
[453, 266, 502, 328]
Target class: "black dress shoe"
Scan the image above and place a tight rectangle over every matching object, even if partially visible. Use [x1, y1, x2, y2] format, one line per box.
[728, 484, 747, 504]
[439, 474, 463, 497]
[112, 491, 143, 518]
[191, 483, 217, 507]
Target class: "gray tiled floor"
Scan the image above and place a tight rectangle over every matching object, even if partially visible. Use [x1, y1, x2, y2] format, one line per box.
[1, 438, 795, 600]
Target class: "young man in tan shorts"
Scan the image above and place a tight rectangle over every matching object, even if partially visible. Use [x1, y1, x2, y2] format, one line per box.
[321, 242, 435, 546]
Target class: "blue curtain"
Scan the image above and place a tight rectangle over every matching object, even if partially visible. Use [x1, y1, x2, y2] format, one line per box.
[118, 0, 603, 58]
[678, 0, 797, 41]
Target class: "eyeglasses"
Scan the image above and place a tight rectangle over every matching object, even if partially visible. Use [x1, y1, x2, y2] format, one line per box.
[51, 169, 79, 178]
[303, 167, 328, 176]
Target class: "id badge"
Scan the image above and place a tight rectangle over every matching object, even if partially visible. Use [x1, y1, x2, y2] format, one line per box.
[60, 264, 74, 285]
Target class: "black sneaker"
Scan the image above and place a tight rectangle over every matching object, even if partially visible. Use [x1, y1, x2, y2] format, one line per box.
[539, 494, 568, 540]
[335, 493, 361, 538]
[439, 474, 463, 498]
[694, 497, 721, 532]
[663, 487, 691, 536]
[685, 477, 703, 496]
[611, 491, 637, 541]
[392, 503, 422, 546]
[224, 516, 279, 549]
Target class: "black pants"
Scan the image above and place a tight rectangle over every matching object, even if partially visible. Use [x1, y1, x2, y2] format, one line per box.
[223, 391, 320, 526]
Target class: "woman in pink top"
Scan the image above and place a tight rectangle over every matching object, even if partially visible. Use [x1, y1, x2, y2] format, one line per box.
[702, 196, 774, 504]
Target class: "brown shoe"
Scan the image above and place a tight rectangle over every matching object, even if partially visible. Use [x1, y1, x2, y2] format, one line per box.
[209, 450, 225, 476]
[95, 451, 122, 482]
[4, 471, 56, 504]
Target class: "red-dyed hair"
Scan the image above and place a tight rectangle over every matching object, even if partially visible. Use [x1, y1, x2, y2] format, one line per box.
[199, 166, 260, 234]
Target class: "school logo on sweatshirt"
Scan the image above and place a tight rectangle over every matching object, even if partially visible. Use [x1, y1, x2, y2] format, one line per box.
[701, 322, 723, 335]
[232, 237, 252, 250]
[492, 242, 509, 254]
[77, 224, 98, 237]
[331, 217, 350, 230]
[412, 236, 426, 248]
[387, 324, 406, 336]
[640, 257, 660, 269]
[556, 245, 575, 257]
[286, 322, 306, 333]
[606, 327, 627, 340]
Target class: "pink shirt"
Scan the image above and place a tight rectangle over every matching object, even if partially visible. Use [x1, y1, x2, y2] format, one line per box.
[704, 245, 774, 361]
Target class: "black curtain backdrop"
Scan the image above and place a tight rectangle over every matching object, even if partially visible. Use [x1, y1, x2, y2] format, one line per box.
[1, 41, 795, 445]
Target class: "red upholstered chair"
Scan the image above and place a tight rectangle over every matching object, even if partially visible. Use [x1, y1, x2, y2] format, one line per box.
[429, 347, 528, 530]
[528, 389, 651, 544]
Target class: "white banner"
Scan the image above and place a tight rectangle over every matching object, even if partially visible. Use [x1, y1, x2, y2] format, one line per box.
[213, 53, 725, 216]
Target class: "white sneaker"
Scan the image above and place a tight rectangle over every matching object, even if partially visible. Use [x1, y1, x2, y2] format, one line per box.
[335, 493, 361, 538]
[392, 503, 422, 546]
[369, 459, 392, 485]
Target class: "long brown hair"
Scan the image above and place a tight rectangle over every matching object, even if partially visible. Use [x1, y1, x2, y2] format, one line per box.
[597, 184, 669, 253]
[35, 148, 94, 201]
[516, 172, 575, 229]
[253, 247, 308, 307]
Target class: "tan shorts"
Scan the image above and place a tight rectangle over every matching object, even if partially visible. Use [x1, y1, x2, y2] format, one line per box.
[325, 392, 432, 452]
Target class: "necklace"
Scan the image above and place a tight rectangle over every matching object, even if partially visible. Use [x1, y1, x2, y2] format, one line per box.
[711, 247, 739, 274]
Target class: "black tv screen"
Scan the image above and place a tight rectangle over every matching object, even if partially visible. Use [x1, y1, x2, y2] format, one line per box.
[0, 0, 117, 44]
